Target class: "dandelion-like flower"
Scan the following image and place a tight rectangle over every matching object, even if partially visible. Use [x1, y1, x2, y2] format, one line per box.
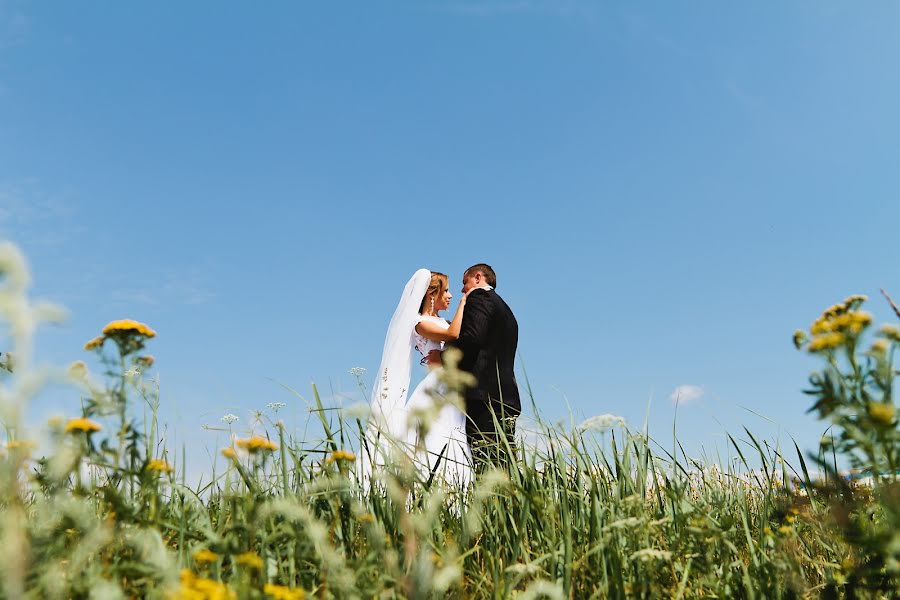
[192, 549, 220, 564]
[136, 355, 155, 367]
[235, 551, 264, 570]
[325, 449, 356, 464]
[147, 459, 174, 473]
[870, 339, 890, 354]
[84, 336, 105, 351]
[67, 361, 88, 381]
[878, 324, 900, 343]
[221, 447, 237, 459]
[266, 402, 286, 413]
[65, 417, 102, 434]
[264, 583, 305, 600]
[5, 440, 36, 454]
[174, 569, 235, 600]
[867, 402, 895, 427]
[235, 436, 278, 453]
[102, 319, 157, 338]
[221, 414, 239, 425]
[808, 332, 845, 352]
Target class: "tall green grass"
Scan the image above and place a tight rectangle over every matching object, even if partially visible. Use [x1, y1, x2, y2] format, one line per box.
[1, 243, 897, 599]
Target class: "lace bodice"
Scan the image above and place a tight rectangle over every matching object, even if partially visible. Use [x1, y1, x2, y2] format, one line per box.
[414, 315, 447, 358]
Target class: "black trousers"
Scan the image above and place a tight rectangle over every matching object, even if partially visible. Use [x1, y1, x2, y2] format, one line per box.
[466, 399, 519, 473]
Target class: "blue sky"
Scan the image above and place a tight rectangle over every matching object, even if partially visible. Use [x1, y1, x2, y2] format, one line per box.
[2, 1, 899, 475]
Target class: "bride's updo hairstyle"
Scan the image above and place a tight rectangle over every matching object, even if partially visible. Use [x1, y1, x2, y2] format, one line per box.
[419, 271, 449, 313]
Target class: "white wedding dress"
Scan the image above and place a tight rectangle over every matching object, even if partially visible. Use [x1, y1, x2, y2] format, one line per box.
[406, 315, 473, 488]
[358, 269, 472, 491]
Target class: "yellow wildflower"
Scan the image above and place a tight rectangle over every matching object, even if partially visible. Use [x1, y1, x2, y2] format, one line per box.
[792, 330, 807, 350]
[325, 450, 356, 464]
[808, 332, 845, 352]
[778, 525, 792, 534]
[831, 311, 872, 334]
[65, 417, 102, 434]
[147, 459, 174, 473]
[221, 447, 237, 459]
[68, 361, 88, 381]
[6, 440, 36, 455]
[137, 355, 155, 367]
[870, 339, 890, 354]
[867, 402, 895, 427]
[264, 583, 305, 600]
[235, 436, 278, 453]
[102, 319, 157, 338]
[173, 569, 235, 600]
[879, 324, 900, 343]
[47, 416, 63, 427]
[810, 317, 833, 335]
[84, 335, 105, 351]
[193, 548, 220, 564]
[763, 526, 773, 536]
[356, 513, 376, 524]
[235, 551, 264, 570]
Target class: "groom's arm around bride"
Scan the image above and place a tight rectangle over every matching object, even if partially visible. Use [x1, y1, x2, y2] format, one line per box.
[446, 264, 521, 470]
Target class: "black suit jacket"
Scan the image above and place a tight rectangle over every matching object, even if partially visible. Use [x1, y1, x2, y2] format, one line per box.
[447, 288, 520, 433]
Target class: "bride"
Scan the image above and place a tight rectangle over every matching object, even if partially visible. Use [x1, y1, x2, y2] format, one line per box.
[358, 269, 473, 488]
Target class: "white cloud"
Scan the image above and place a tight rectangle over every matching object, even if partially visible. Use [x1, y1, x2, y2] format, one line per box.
[670, 384, 704, 405]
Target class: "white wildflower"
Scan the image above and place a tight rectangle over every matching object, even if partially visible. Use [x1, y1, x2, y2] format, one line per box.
[123, 367, 141, 379]
[343, 402, 370, 420]
[221, 413, 239, 425]
[630, 548, 672, 562]
[0, 351, 13, 373]
[578, 414, 626, 432]
[506, 562, 543, 576]
[604, 517, 642, 531]
[348, 367, 367, 378]
[266, 402, 286, 413]
[518, 580, 565, 600]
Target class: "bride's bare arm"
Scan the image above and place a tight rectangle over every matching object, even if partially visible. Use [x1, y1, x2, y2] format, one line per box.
[414, 293, 468, 342]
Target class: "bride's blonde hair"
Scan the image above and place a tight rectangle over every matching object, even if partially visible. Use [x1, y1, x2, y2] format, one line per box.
[419, 271, 448, 314]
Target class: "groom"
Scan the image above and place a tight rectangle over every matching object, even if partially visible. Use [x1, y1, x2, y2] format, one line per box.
[446, 263, 520, 469]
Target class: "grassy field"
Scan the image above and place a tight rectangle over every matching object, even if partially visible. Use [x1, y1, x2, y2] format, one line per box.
[1, 242, 898, 599]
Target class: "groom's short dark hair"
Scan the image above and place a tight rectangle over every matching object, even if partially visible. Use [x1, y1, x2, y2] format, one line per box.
[465, 263, 497, 288]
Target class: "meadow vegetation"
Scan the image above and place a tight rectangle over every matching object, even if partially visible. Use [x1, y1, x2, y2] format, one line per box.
[0, 242, 898, 599]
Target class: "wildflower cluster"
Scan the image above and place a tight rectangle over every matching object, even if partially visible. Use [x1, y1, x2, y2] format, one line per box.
[325, 449, 356, 465]
[797, 294, 900, 594]
[796, 295, 873, 353]
[235, 436, 278, 453]
[84, 319, 157, 356]
[172, 569, 235, 600]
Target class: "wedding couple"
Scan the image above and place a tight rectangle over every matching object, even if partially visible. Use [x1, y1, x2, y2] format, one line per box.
[359, 264, 520, 487]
